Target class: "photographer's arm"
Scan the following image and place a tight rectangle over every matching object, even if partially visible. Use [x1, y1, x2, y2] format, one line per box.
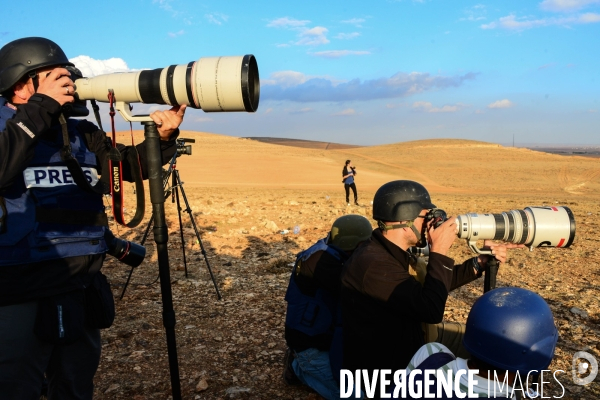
[0, 94, 61, 190]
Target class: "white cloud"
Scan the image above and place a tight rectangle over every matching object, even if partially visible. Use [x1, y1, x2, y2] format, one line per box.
[341, 18, 366, 27]
[205, 13, 228, 25]
[262, 70, 478, 102]
[312, 50, 370, 58]
[261, 71, 312, 88]
[267, 17, 310, 28]
[461, 4, 487, 21]
[488, 99, 514, 109]
[289, 107, 314, 114]
[69, 55, 132, 77]
[412, 101, 466, 113]
[335, 32, 361, 40]
[168, 30, 185, 38]
[296, 26, 330, 46]
[481, 12, 600, 30]
[333, 108, 357, 116]
[540, 0, 600, 12]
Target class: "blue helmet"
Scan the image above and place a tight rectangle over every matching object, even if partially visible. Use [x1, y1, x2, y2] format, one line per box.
[463, 287, 558, 374]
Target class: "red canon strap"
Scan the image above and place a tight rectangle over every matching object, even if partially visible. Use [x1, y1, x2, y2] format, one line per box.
[107, 90, 145, 228]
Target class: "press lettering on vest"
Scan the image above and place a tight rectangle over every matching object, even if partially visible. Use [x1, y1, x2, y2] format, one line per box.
[62, 169, 73, 184]
[113, 167, 120, 192]
[17, 122, 35, 139]
[24, 167, 98, 188]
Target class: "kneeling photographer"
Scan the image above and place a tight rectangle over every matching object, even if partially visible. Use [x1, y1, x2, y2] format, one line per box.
[0, 37, 186, 399]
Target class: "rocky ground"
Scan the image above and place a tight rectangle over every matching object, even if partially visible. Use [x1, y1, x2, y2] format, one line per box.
[92, 187, 600, 399]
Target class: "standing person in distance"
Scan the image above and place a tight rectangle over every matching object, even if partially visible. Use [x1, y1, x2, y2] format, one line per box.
[0, 36, 186, 400]
[342, 160, 358, 206]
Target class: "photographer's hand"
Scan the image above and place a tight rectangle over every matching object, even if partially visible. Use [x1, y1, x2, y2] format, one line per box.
[36, 67, 75, 106]
[150, 104, 187, 141]
[477, 240, 525, 265]
[427, 217, 457, 256]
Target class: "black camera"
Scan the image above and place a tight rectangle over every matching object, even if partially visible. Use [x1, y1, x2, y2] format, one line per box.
[176, 138, 195, 156]
[104, 230, 146, 268]
[425, 208, 448, 228]
[62, 65, 90, 118]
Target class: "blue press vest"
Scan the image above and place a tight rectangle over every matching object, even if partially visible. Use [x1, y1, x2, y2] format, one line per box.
[284, 238, 344, 337]
[0, 116, 108, 265]
[0, 97, 15, 131]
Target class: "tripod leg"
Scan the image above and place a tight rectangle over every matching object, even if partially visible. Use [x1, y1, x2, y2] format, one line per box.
[173, 171, 189, 278]
[175, 173, 222, 300]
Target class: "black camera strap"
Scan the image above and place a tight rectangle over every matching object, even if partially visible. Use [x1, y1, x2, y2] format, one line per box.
[58, 114, 108, 196]
[107, 90, 145, 228]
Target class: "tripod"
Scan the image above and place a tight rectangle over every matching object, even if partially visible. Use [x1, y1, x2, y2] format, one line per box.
[120, 143, 222, 300]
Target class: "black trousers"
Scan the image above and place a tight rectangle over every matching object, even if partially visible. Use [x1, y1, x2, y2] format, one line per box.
[344, 183, 358, 203]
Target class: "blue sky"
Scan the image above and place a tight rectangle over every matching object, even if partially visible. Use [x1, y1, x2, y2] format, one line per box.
[2, 0, 599, 146]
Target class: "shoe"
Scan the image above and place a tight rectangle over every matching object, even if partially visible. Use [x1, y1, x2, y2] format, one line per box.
[355, 202, 359, 206]
[347, 203, 351, 206]
[282, 347, 301, 385]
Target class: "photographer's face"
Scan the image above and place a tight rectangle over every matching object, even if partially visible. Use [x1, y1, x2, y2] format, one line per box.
[13, 65, 68, 104]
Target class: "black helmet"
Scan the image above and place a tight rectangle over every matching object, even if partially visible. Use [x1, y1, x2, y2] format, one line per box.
[463, 287, 558, 374]
[328, 214, 373, 251]
[372, 180, 435, 222]
[0, 37, 73, 94]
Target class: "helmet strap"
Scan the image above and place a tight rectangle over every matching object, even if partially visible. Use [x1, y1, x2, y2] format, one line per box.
[378, 220, 425, 245]
[28, 71, 39, 93]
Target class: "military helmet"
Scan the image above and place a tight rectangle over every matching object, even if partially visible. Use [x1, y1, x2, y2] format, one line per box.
[0, 37, 73, 94]
[463, 287, 558, 374]
[372, 180, 435, 222]
[328, 214, 372, 251]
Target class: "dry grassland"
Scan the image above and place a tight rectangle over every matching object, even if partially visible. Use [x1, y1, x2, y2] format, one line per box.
[95, 131, 600, 399]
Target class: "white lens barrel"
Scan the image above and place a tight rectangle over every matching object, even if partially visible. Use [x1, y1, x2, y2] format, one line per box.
[74, 55, 259, 112]
[456, 206, 575, 249]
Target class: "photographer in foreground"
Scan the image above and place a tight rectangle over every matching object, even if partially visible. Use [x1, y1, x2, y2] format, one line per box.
[340, 180, 523, 397]
[0, 37, 186, 399]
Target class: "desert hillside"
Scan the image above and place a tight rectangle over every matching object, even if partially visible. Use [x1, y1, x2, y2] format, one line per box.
[118, 131, 600, 197]
[96, 131, 599, 399]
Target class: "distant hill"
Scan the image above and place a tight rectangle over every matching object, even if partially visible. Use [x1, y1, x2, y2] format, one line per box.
[243, 137, 363, 150]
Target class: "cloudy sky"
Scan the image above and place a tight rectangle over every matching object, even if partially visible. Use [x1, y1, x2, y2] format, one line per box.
[2, 0, 599, 146]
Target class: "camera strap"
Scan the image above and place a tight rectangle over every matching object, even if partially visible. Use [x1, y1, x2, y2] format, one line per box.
[107, 90, 145, 228]
[58, 114, 108, 195]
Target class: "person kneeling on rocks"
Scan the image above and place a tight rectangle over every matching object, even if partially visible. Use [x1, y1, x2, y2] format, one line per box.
[283, 214, 373, 400]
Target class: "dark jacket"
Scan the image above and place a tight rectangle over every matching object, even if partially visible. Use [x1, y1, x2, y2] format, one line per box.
[340, 229, 477, 373]
[285, 247, 347, 352]
[0, 94, 178, 306]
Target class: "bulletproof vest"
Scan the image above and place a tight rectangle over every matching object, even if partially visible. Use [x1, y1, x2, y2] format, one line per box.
[284, 238, 345, 337]
[0, 97, 16, 131]
[0, 118, 108, 265]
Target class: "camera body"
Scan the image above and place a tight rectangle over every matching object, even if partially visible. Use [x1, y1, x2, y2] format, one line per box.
[176, 138, 195, 156]
[425, 208, 448, 228]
